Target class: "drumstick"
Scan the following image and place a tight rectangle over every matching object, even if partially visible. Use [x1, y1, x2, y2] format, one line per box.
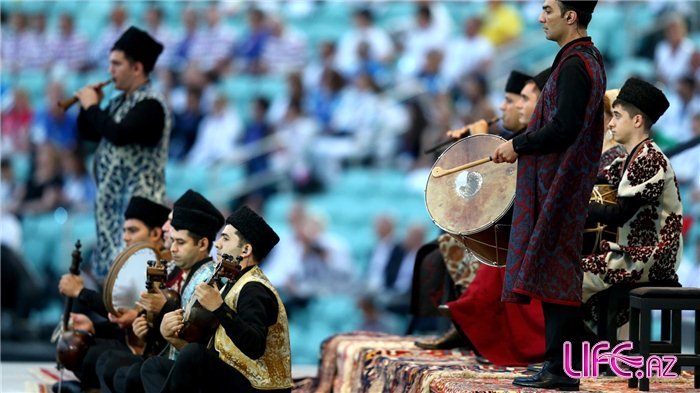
[423, 117, 500, 155]
[431, 156, 493, 178]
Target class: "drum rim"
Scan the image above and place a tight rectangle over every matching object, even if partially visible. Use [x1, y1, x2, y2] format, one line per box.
[424, 133, 516, 236]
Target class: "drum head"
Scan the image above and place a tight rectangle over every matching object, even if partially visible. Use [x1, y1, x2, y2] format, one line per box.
[425, 134, 517, 236]
[103, 242, 161, 316]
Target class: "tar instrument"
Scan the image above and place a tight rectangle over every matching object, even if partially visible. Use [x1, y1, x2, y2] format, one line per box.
[57, 79, 112, 111]
[140, 259, 181, 357]
[582, 184, 619, 254]
[178, 254, 241, 344]
[56, 240, 95, 372]
[425, 135, 617, 267]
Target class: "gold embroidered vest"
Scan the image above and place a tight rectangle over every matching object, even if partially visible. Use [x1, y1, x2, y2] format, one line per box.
[214, 266, 292, 389]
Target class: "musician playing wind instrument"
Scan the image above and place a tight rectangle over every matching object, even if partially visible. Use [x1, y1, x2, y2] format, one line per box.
[141, 206, 292, 393]
[74, 25, 170, 277]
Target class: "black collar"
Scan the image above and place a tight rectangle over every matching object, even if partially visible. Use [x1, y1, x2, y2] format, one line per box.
[552, 36, 592, 69]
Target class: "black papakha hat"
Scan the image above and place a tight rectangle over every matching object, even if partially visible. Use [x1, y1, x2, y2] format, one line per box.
[560, 1, 598, 14]
[532, 67, 552, 92]
[505, 70, 532, 94]
[124, 196, 170, 229]
[225, 206, 280, 261]
[111, 26, 164, 73]
[171, 189, 224, 243]
[615, 77, 670, 125]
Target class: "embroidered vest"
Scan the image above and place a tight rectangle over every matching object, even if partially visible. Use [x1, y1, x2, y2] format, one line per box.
[214, 266, 292, 390]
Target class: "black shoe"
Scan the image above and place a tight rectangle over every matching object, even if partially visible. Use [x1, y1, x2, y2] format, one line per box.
[513, 363, 579, 391]
[51, 381, 82, 393]
[414, 326, 465, 350]
[527, 362, 544, 373]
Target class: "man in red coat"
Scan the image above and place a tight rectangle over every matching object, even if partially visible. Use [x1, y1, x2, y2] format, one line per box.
[493, 0, 606, 390]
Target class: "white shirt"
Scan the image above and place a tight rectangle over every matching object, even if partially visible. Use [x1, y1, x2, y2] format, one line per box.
[337, 26, 394, 76]
[443, 34, 494, 86]
[654, 38, 695, 87]
[186, 108, 243, 166]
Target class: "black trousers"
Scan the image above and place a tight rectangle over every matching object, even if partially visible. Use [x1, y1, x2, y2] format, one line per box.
[141, 343, 291, 393]
[96, 348, 142, 393]
[543, 302, 583, 376]
[75, 339, 126, 390]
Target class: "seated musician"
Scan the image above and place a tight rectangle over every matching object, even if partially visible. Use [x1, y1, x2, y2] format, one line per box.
[417, 69, 553, 367]
[141, 206, 292, 393]
[98, 189, 225, 393]
[56, 196, 170, 392]
[582, 78, 683, 332]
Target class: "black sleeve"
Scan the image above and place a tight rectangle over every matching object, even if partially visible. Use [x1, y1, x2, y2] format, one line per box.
[513, 56, 592, 155]
[587, 196, 645, 227]
[77, 288, 109, 318]
[79, 99, 166, 147]
[212, 283, 279, 360]
[93, 320, 125, 340]
[77, 108, 102, 142]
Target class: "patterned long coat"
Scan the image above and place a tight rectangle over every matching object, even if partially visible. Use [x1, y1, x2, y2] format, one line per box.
[582, 140, 683, 304]
[502, 39, 606, 306]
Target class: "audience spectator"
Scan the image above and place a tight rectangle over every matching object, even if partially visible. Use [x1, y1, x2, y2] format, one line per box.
[25, 12, 52, 70]
[2, 12, 32, 73]
[269, 71, 309, 125]
[397, 5, 449, 77]
[260, 15, 308, 75]
[337, 8, 394, 77]
[171, 6, 199, 73]
[169, 87, 204, 161]
[654, 14, 695, 88]
[454, 72, 498, 126]
[50, 14, 90, 72]
[656, 75, 700, 144]
[443, 17, 494, 87]
[92, 4, 129, 69]
[189, 2, 235, 77]
[365, 215, 400, 294]
[233, 8, 270, 74]
[143, 4, 176, 72]
[479, 0, 523, 47]
[31, 82, 78, 152]
[10, 144, 63, 216]
[186, 93, 243, 166]
[303, 41, 339, 90]
[60, 148, 96, 212]
[2, 89, 34, 155]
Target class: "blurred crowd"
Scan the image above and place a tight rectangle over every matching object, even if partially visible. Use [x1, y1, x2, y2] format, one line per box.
[2, 0, 700, 354]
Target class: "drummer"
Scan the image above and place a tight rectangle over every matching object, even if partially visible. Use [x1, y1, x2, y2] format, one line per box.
[56, 196, 170, 392]
[581, 78, 682, 334]
[416, 69, 549, 366]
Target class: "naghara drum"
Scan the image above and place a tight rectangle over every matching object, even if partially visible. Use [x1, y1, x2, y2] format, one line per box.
[425, 134, 516, 267]
[425, 134, 619, 267]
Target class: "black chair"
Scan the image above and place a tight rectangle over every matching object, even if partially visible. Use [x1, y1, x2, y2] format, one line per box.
[627, 287, 700, 391]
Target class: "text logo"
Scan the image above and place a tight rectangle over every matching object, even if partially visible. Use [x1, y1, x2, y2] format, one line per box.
[563, 341, 677, 379]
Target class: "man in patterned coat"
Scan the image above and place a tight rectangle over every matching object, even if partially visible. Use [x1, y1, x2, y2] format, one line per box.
[582, 78, 682, 331]
[492, 0, 606, 389]
[75, 26, 171, 277]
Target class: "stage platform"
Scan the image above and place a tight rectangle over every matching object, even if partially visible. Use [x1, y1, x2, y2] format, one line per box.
[292, 332, 699, 393]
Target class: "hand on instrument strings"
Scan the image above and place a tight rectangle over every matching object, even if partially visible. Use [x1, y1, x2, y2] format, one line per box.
[137, 288, 167, 314]
[195, 282, 223, 312]
[132, 315, 149, 340]
[108, 308, 139, 329]
[447, 119, 489, 139]
[160, 309, 184, 339]
[492, 140, 518, 163]
[75, 85, 102, 109]
[70, 313, 95, 334]
[58, 273, 84, 298]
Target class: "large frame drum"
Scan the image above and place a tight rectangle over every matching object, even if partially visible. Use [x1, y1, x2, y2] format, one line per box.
[425, 134, 517, 267]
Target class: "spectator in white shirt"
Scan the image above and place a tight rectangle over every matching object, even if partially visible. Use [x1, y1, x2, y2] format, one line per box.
[443, 17, 494, 88]
[656, 75, 700, 144]
[336, 8, 394, 78]
[92, 4, 129, 69]
[397, 5, 450, 77]
[186, 93, 243, 167]
[654, 14, 695, 88]
[189, 2, 236, 76]
[143, 5, 176, 71]
[260, 15, 308, 75]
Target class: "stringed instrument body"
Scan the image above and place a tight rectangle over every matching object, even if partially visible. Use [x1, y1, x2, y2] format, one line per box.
[139, 259, 181, 357]
[178, 254, 241, 344]
[56, 240, 95, 371]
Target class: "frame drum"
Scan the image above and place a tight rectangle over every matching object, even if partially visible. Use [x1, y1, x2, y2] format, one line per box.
[425, 134, 517, 267]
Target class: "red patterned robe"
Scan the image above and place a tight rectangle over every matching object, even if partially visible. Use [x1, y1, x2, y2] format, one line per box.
[582, 140, 683, 306]
[502, 39, 607, 306]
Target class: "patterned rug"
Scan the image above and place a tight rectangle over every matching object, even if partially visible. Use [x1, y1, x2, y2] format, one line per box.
[293, 332, 699, 393]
